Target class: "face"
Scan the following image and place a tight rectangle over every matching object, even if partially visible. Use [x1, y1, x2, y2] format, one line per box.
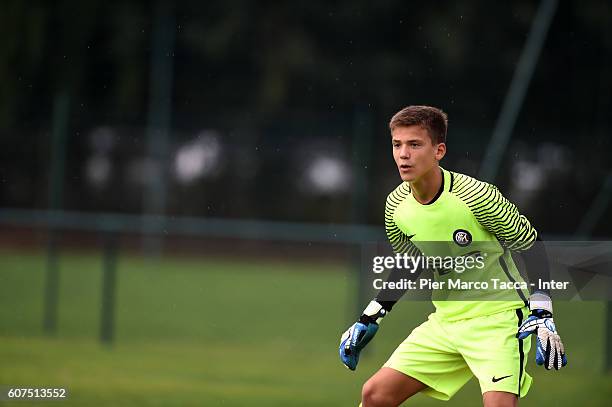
[391, 125, 446, 182]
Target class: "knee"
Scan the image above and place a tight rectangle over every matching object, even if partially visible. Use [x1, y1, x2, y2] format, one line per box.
[361, 379, 396, 407]
[482, 391, 518, 407]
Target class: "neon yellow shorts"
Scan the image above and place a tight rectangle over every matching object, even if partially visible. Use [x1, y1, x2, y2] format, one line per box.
[383, 307, 532, 401]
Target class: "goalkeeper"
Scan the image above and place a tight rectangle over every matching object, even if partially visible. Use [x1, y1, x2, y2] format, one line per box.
[339, 106, 566, 407]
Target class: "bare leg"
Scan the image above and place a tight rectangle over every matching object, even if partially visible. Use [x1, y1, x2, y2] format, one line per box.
[361, 367, 427, 407]
[482, 391, 518, 407]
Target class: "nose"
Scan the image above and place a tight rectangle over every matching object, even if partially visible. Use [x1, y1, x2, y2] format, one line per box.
[399, 145, 410, 159]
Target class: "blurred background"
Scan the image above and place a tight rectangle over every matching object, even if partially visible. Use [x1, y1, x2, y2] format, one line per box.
[0, 0, 611, 406]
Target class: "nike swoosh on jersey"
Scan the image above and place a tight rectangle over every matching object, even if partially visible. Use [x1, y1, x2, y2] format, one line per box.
[491, 375, 512, 383]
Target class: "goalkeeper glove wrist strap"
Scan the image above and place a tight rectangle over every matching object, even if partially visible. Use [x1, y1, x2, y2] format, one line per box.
[529, 291, 553, 317]
[359, 300, 389, 324]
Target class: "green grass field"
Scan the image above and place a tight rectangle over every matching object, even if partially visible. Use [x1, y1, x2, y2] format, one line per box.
[0, 248, 611, 406]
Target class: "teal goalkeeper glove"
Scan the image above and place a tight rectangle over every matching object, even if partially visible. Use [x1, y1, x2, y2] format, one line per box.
[517, 292, 567, 370]
[339, 300, 387, 370]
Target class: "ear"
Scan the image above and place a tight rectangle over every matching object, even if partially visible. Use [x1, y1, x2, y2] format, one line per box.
[435, 143, 446, 161]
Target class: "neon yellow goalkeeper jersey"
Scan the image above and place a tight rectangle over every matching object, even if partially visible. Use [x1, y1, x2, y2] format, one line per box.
[385, 167, 537, 320]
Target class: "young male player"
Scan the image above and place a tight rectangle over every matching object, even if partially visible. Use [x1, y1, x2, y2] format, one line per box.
[339, 106, 567, 407]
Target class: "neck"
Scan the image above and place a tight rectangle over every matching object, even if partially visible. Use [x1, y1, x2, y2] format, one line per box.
[410, 166, 442, 204]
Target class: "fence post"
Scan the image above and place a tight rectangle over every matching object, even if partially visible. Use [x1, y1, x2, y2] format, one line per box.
[607, 301, 612, 372]
[100, 233, 119, 345]
[351, 107, 373, 316]
[43, 90, 70, 335]
[142, 0, 175, 256]
[43, 232, 60, 334]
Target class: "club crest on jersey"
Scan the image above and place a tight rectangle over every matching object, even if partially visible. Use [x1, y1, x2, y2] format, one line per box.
[453, 229, 472, 247]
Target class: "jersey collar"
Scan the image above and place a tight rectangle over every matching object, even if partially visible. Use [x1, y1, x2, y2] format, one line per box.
[422, 168, 445, 205]
[408, 167, 449, 206]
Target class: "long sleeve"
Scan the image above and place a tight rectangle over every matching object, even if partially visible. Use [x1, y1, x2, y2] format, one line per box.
[377, 183, 424, 307]
[452, 174, 538, 251]
[385, 183, 421, 256]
